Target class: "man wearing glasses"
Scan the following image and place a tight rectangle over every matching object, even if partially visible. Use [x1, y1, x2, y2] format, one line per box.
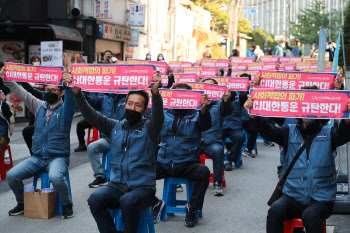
[0, 68, 76, 219]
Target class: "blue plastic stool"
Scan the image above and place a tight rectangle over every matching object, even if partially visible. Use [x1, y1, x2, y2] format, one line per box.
[102, 150, 111, 181]
[161, 177, 203, 222]
[33, 171, 73, 216]
[222, 138, 243, 168]
[243, 130, 258, 155]
[109, 207, 155, 233]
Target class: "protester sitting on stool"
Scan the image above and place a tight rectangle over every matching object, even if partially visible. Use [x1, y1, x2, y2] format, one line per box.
[64, 71, 164, 233]
[0, 87, 13, 150]
[244, 90, 350, 233]
[0, 67, 76, 219]
[84, 93, 126, 188]
[152, 83, 211, 227]
[222, 86, 248, 171]
[200, 78, 233, 196]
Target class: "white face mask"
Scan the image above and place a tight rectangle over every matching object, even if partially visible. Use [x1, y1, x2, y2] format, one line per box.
[158, 57, 163, 61]
[33, 62, 40, 66]
[146, 56, 151, 60]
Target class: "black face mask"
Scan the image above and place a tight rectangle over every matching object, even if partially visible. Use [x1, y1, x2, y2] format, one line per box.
[44, 92, 59, 104]
[125, 109, 142, 123]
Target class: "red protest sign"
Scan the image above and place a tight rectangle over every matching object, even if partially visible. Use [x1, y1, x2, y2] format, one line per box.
[187, 82, 227, 100]
[249, 89, 350, 119]
[258, 70, 338, 90]
[279, 57, 303, 63]
[168, 61, 192, 68]
[259, 56, 280, 62]
[161, 73, 198, 86]
[200, 59, 230, 68]
[230, 57, 255, 64]
[230, 70, 259, 80]
[183, 67, 218, 77]
[70, 64, 156, 93]
[295, 62, 318, 71]
[302, 67, 333, 72]
[278, 63, 295, 71]
[4, 62, 63, 85]
[209, 77, 250, 91]
[126, 59, 168, 75]
[247, 62, 278, 71]
[231, 63, 247, 71]
[147, 89, 203, 109]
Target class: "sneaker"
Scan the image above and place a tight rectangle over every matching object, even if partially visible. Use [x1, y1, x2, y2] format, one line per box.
[8, 203, 24, 216]
[184, 202, 197, 227]
[153, 199, 165, 223]
[242, 148, 255, 158]
[74, 144, 87, 152]
[88, 177, 108, 188]
[224, 162, 234, 171]
[176, 184, 183, 192]
[213, 181, 224, 196]
[62, 203, 74, 219]
[264, 141, 275, 147]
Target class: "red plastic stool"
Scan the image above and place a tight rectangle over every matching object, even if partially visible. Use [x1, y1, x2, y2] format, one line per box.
[87, 127, 100, 146]
[199, 154, 226, 187]
[284, 219, 326, 233]
[0, 145, 13, 180]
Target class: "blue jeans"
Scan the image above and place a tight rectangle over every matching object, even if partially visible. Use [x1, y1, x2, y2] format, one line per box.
[88, 183, 155, 233]
[87, 138, 110, 179]
[222, 129, 244, 163]
[199, 143, 224, 183]
[7, 156, 71, 206]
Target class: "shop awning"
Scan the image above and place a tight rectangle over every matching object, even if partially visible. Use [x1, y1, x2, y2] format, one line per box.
[48, 24, 83, 42]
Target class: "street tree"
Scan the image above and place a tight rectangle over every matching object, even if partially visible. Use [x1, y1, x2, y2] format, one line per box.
[290, 0, 341, 47]
[191, 0, 230, 33]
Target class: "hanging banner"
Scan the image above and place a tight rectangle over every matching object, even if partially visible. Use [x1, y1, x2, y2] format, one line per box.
[295, 62, 318, 71]
[231, 63, 247, 71]
[249, 88, 350, 119]
[332, 30, 341, 72]
[317, 27, 328, 72]
[161, 73, 197, 86]
[4, 62, 63, 85]
[129, 4, 146, 27]
[168, 61, 193, 68]
[259, 56, 280, 62]
[186, 82, 227, 100]
[208, 77, 250, 91]
[69, 64, 156, 92]
[257, 70, 338, 90]
[147, 89, 203, 109]
[126, 59, 168, 75]
[247, 62, 278, 71]
[200, 59, 230, 68]
[230, 57, 255, 64]
[183, 67, 218, 77]
[278, 57, 303, 63]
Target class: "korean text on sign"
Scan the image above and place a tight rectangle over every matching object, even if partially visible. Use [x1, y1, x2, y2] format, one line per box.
[210, 77, 250, 91]
[249, 88, 350, 119]
[147, 89, 203, 109]
[187, 82, 227, 100]
[70, 64, 156, 93]
[126, 59, 168, 75]
[258, 70, 338, 90]
[4, 62, 63, 85]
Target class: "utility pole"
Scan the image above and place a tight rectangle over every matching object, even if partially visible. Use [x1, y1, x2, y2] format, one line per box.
[287, 0, 291, 38]
[228, 0, 242, 55]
